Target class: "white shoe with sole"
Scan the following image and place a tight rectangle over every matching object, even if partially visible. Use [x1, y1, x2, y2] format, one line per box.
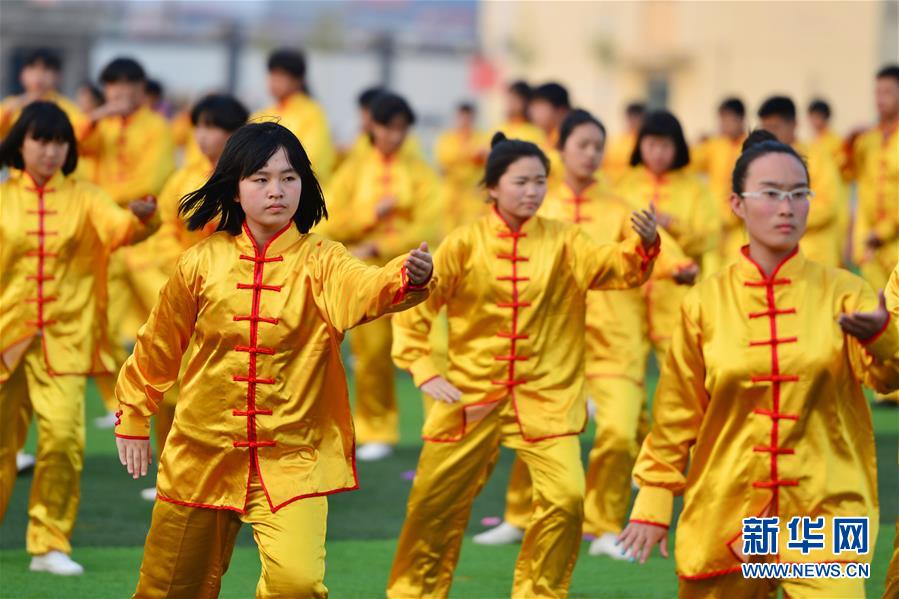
[94, 411, 118, 429]
[140, 487, 157, 501]
[356, 443, 394, 462]
[588, 532, 630, 560]
[16, 452, 36, 473]
[472, 522, 525, 545]
[29, 551, 84, 576]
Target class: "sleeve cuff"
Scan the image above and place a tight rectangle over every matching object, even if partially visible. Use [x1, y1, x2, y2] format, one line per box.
[861, 312, 898, 359]
[630, 485, 674, 528]
[409, 356, 441, 388]
[114, 409, 151, 439]
[636, 235, 662, 272]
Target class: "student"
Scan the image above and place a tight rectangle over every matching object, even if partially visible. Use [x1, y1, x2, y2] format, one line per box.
[434, 102, 491, 229]
[134, 94, 249, 501]
[79, 56, 175, 426]
[0, 102, 157, 576]
[807, 98, 847, 175]
[616, 110, 718, 362]
[252, 48, 337, 182]
[527, 82, 570, 181]
[387, 132, 660, 598]
[321, 92, 444, 461]
[497, 80, 546, 146]
[114, 122, 433, 597]
[758, 95, 845, 268]
[601, 101, 645, 185]
[619, 130, 899, 598]
[0, 48, 87, 140]
[343, 86, 422, 166]
[691, 97, 748, 271]
[474, 110, 696, 555]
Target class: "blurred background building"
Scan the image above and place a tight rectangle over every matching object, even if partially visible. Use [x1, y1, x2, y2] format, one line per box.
[0, 0, 896, 149]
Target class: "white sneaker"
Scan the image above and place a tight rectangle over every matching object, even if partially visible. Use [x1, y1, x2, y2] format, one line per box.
[588, 532, 630, 560]
[356, 442, 394, 462]
[472, 522, 525, 545]
[16, 452, 36, 473]
[586, 396, 597, 420]
[140, 487, 157, 501]
[94, 411, 118, 429]
[29, 551, 84, 576]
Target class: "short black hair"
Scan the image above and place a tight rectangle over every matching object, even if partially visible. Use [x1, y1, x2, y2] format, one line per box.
[267, 48, 306, 79]
[630, 110, 690, 170]
[532, 82, 570, 109]
[758, 96, 796, 122]
[180, 122, 326, 235]
[357, 86, 385, 109]
[558, 109, 606, 150]
[483, 132, 549, 188]
[719, 97, 746, 118]
[731, 129, 808, 195]
[808, 98, 831, 120]
[23, 48, 61, 71]
[145, 79, 164, 98]
[508, 80, 532, 101]
[876, 64, 899, 83]
[370, 92, 416, 126]
[0, 101, 78, 175]
[625, 102, 646, 118]
[190, 94, 250, 132]
[100, 57, 146, 84]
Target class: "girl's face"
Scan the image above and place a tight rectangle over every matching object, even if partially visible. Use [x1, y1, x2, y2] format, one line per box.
[237, 147, 301, 235]
[371, 115, 409, 157]
[639, 135, 676, 176]
[489, 156, 547, 222]
[561, 122, 604, 181]
[22, 133, 68, 182]
[194, 121, 231, 165]
[731, 152, 809, 253]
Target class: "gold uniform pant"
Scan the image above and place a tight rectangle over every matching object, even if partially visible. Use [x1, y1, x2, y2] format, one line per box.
[677, 570, 863, 598]
[387, 400, 584, 599]
[0, 343, 86, 555]
[350, 316, 398, 444]
[504, 376, 649, 536]
[134, 471, 328, 599]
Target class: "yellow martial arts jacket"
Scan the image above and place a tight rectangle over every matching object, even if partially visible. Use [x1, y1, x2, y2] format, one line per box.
[114, 223, 433, 512]
[630, 246, 899, 579]
[809, 129, 848, 180]
[850, 125, 899, 281]
[391, 208, 659, 442]
[79, 106, 175, 205]
[434, 128, 490, 229]
[0, 171, 158, 382]
[615, 165, 719, 270]
[795, 140, 845, 268]
[0, 92, 88, 139]
[691, 135, 746, 267]
[252, 92, 336, 182]
[540, 180, 693, 381]
[601, 132, 637, 185]
[320, 149, 444, 264]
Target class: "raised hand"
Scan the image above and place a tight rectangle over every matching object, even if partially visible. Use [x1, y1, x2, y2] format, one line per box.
[420, 375, 462, 403]
[128, 196, 157, 222]
[630, 205, 659, 249]
[405, 242, 433, 286]
[838, 291, 890, 341]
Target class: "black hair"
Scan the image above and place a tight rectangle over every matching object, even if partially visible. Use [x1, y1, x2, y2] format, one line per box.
[876, 64, 899, 83]
[719, 97, 746, 118]
[190, 94, 250, 132]
[370, 92, 416, 126]
[100, 57, 146, 84]
[482, 132, 549, 188]
[558, 109, 606, 150]
[145, 79, 163, 98]
[508, 80, 532, 101]
[457, 102, 476, 114]
[758, 96, 796, 122]
[532, 82, 570, 109]
[23, 48, 61, 71]
[79, 81, 104, 106]
[629, 110, 690, 169]
[357, 86, 384, 109]
[625, 102, 646, 117]
[808, 98, 831, 119]
[267, 48, 306, 79]
[0, 101, 78, 175]
[179, 122, 326, 235]
[731, 129, 809, 195]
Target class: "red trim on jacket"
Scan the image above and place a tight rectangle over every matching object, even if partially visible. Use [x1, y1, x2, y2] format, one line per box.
[629, 519, 670, 530]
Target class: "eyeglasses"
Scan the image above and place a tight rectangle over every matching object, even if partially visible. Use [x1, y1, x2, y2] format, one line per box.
[740, 188, 815, 203]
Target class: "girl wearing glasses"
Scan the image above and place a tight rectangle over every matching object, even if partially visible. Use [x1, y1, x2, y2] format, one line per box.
[619, 130, 899, 598]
